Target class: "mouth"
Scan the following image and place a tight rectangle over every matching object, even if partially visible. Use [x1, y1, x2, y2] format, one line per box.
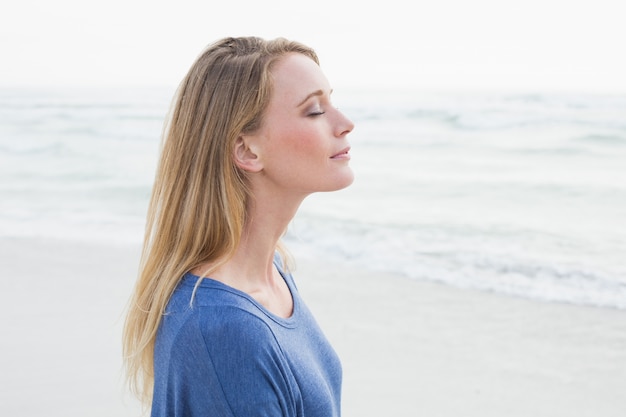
[330, 146, 351, 159]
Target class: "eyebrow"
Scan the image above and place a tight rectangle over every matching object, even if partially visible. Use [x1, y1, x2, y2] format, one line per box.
[296, 89, 333, 107]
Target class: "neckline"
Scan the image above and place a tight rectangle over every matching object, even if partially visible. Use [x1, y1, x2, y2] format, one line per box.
[181, 261, 299, 327]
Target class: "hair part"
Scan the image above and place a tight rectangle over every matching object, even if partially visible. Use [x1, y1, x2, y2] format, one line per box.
[122, 36, 318, 406]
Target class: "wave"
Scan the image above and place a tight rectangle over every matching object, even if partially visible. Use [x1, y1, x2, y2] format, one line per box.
[574, 134, 626, 146]
[285, 217, 626, 310]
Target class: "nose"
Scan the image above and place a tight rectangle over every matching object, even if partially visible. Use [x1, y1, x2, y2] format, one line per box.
[335, 108, 355, 138]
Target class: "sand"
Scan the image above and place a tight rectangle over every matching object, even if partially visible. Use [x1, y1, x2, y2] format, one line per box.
[1, 237, 625, 416]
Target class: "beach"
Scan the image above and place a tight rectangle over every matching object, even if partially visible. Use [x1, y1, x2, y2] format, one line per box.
[1, 87, 625, 416]
[1, 236, 624, 417]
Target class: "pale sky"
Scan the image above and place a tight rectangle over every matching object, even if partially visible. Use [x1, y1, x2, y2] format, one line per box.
[2, 0, 625, 93]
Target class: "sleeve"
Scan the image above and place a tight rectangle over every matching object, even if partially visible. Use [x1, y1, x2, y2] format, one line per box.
[151, 306, 298, 417]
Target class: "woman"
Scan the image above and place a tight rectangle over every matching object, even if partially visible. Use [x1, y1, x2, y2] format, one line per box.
[123, 36, 355, 416]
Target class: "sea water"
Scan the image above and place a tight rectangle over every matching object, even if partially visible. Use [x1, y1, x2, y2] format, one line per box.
[1, 86, 625, 309]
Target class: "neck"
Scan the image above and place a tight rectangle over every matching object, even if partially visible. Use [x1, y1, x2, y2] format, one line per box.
[210, 186, 306, 288]
[191, 184, 307, 318]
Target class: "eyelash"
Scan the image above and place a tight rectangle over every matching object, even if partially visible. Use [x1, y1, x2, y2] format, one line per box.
[308, 110, 326, 117]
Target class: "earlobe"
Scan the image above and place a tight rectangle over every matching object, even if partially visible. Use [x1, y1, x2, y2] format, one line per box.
[233, 135, 263, 173]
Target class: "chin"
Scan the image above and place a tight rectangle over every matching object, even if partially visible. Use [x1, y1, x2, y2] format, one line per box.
[326, 170, 355, 192]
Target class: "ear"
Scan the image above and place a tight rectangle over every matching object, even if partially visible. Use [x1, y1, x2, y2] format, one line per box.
[233, 135, 263, 173]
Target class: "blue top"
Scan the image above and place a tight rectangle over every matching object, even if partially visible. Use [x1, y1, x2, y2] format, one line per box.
[151, 259, 342, 417]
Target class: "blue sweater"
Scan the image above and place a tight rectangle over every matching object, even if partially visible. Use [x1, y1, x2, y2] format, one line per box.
[151, 260, 342, 417]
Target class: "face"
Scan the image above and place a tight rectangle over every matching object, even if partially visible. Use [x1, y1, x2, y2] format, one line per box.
[244, 53, 355, 197]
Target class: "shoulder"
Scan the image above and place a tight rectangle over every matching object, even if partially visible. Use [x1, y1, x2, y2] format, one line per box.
[197, 303, 281, 349]
[153, 275, 301, 416]
[153, 305, 291, 416]
[156, 300, 290, 388]
[163, 293, 280, 351]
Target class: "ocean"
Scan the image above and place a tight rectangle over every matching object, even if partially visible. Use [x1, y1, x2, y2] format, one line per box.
[1, 86, 625, 309]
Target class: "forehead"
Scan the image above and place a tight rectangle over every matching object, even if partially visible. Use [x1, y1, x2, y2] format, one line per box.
[269, 53, 330, 104]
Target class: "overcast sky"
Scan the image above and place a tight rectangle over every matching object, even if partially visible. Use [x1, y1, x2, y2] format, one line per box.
[2, 0, 625, 93]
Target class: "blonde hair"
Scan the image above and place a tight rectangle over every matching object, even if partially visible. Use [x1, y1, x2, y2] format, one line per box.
[122, 36, 318, 405]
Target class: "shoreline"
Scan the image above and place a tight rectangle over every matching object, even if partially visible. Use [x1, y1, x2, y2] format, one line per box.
[1, 237, 625, 416]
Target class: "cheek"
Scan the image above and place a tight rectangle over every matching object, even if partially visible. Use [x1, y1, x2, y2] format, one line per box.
[275, 125, 322, 157]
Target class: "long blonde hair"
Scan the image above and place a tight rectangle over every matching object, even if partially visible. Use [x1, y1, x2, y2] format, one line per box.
[122, 36, 318, 405]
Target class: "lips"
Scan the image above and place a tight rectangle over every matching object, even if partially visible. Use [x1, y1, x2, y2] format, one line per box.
[330, 146, 351, 159]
